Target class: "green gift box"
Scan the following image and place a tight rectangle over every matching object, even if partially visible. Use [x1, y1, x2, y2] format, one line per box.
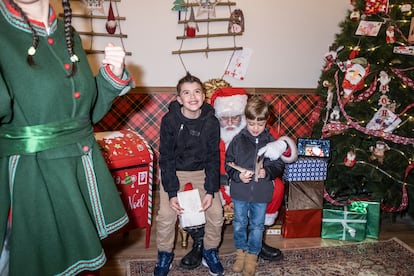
[322, 202, 368, 241]
[358, 201, 380, 239]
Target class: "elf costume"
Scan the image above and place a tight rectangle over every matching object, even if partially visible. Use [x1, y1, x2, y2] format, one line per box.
[0, 1, 134, 275]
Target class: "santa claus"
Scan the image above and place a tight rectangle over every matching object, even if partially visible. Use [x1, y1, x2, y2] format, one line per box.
[211, 87, 297, 261]
[341, 58, 370, 99]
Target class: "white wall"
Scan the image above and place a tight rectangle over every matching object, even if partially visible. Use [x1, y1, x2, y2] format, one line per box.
[52, 0, 351, 88]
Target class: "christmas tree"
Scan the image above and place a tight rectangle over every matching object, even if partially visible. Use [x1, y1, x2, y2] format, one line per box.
[312, 0, 414, 219]
[171, 0, 186, 11]
[171, 0, 187, 20]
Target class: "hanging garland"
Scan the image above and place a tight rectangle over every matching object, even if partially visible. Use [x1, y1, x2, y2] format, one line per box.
[352, 76, 378, 102]
[390, 67, 414, 88]
[322, 70, 414, 145]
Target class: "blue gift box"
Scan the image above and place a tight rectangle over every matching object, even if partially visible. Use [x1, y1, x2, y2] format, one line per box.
[283, 157, 328, 181]
[297, 138, 331, 158]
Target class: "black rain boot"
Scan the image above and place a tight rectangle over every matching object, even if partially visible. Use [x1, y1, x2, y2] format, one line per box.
[179, 225, 205, 269]
[259, 241, 283, 261]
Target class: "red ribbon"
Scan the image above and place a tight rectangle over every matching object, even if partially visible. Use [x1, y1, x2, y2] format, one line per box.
[390, 68, 414, 88]
[334, 71, 414, 145]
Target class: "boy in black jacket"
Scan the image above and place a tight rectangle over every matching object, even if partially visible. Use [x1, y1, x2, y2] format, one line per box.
[225, 97, 285, 276]
[154, 73, 224, 276]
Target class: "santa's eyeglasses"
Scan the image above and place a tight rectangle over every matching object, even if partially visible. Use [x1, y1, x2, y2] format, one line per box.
[219, 115, 242, 123]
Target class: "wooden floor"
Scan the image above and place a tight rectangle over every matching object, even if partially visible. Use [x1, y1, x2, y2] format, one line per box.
[100, 191, 414, 276]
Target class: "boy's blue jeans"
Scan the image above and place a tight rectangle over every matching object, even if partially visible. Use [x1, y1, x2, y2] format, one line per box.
[233, 199, 266, 255]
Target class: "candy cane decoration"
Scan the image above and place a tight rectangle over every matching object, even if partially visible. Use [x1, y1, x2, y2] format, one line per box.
[132, 130, 154, 227]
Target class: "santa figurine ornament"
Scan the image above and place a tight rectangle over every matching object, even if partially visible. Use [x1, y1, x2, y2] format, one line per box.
[369, 141, 390, 164]
[105, 0, 117, 34]
[386, 25, 396, 44]
[344, 150, 357, 167]
[342, 58, 370, 100]
[350, 8, 361, 21]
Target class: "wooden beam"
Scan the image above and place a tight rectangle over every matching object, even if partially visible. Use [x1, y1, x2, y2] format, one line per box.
[176, 33, 242, 39]
[178, 18, 231, 24]
[78, 31, 128, 38]
[172, 46, 243, 55]
[85, 49, 132, 56]
[59, 13, 126, 20]
[128, 87, 317, 95]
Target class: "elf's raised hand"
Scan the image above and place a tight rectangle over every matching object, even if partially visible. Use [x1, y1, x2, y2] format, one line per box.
[102, 43, 125, 78]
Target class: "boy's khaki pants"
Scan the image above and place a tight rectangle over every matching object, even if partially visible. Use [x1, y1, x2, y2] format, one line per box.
[156, 170, 224, 252]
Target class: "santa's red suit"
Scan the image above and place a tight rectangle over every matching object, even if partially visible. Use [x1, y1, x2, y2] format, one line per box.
[210, 88, 297, 226]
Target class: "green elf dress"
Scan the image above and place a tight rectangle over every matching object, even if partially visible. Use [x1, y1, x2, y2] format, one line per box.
[0, 1, 134, 275]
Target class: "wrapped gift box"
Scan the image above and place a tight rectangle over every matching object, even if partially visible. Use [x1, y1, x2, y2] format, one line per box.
[322, 203, 367, 241]
[356, 200, 380, 239]
[287, 181, 324, 210]
[283, 157, 328, 181]
[297, 138, 330, 158]
[282, 209, 322, 238]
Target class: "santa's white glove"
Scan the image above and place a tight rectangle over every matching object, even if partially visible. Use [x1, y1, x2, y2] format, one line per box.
[258, 136, 298, 163]
[102, 43, 126, 78]
[258, 140, 287, 161]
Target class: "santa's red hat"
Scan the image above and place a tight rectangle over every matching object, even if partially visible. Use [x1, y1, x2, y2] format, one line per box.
[210, 87, 248, 117]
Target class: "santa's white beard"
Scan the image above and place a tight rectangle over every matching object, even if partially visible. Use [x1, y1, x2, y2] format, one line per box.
[221, 119, 246, 148]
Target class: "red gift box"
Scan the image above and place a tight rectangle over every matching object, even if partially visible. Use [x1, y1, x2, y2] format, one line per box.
[282, 209, 322, 238]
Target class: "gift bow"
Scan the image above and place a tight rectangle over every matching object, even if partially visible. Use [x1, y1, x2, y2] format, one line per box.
[349, 201, 368, 214]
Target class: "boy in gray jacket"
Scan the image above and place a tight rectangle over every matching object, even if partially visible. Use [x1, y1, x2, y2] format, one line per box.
[225, 97, 285, 276]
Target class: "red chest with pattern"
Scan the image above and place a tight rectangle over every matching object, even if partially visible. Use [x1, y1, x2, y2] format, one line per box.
[95, 129, 153, 248]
